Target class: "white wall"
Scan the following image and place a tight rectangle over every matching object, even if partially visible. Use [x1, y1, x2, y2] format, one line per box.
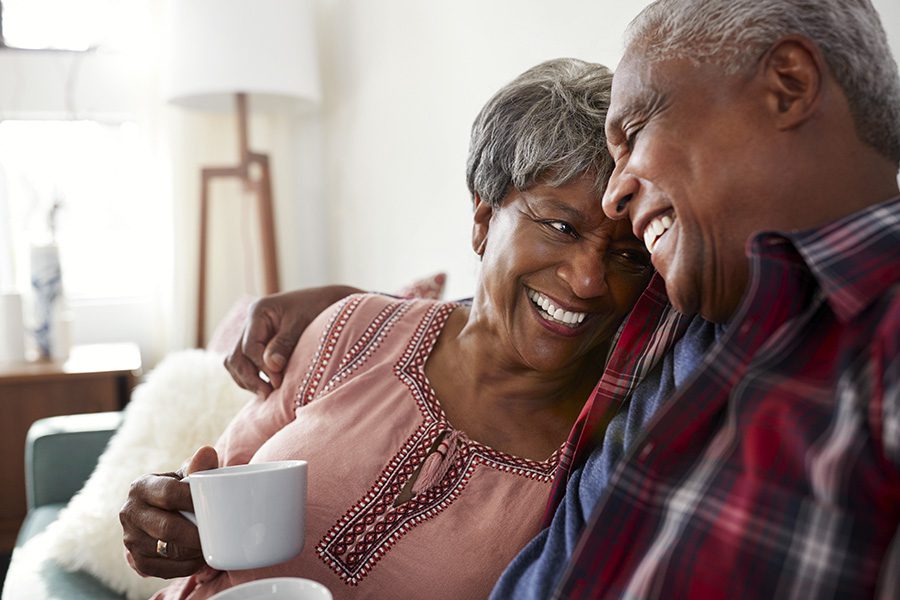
[176, 0, 657, 341]
[310, 0, 900, 302]
[313, 0, 655, 300]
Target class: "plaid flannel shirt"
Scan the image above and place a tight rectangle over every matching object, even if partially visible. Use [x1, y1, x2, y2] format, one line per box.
[548, 197, 900, 599]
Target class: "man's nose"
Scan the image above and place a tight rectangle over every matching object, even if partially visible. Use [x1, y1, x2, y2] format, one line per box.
[602, 161, 638, 220]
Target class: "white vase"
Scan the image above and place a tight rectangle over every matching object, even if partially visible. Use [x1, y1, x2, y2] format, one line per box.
[30, 243, 66, 360]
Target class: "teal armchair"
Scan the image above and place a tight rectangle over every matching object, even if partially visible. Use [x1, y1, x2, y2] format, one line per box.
[5, 411, 126, 599]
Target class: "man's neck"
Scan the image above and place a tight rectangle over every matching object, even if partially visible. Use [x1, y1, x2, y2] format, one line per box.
[786, 120, 899, 231]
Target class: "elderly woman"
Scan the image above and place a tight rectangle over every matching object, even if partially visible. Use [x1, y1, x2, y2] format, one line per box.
[121, 58, 652, 600]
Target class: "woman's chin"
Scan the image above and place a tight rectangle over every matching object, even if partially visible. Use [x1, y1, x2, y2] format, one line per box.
[518, 340, 605, 374]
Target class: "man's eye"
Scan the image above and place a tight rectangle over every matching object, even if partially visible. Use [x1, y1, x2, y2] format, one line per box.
[542, 220, 578, 238]
[625, 127, 641, 149]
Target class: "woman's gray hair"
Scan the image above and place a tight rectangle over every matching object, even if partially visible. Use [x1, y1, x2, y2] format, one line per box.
[466, 58, 614, 208]
[626, 0, 900, 165]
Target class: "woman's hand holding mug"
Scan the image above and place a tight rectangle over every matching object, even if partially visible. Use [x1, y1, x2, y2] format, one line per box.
[120, 446, 219, 579]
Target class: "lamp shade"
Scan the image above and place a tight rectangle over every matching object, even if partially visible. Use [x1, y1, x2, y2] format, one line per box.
[165, 0, 320, 112]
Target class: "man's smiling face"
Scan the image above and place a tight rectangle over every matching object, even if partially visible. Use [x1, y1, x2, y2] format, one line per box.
[601, 49, 775, 323]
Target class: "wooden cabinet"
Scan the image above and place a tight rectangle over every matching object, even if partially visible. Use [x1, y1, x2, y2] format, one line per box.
[0, 343, 141, 553]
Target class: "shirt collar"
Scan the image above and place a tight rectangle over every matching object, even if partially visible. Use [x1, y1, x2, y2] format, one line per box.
[751, 196, 900, 322]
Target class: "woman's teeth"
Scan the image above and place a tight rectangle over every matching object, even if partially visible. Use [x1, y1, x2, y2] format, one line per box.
[527, 289, 586, 327]
[644, 213, 674, 254]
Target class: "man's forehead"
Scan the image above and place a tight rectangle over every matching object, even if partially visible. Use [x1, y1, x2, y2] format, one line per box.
[608, 52, 716, 134]
[607, 53, 656, 133]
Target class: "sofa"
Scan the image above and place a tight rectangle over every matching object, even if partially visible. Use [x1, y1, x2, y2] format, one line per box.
[4, 411, 127, 599]
[2, 277, 449, 600]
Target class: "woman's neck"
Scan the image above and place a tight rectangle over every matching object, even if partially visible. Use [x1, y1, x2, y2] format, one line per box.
[425, 304, 607, 459]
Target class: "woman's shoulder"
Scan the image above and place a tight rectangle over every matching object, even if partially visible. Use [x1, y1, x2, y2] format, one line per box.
[329, 292, 453, 331]
[293, 293, 455, 407]
[300, 293, 451, 357]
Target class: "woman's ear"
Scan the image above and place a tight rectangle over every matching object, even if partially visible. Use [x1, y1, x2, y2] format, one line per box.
[472, 194, 493, 257]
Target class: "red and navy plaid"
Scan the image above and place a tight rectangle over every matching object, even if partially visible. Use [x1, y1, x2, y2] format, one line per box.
[549, 197, 900, 599]
[542, 273, 691, 524]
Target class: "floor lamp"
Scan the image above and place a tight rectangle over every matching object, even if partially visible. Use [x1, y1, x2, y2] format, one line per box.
[165, 0, 320, 347]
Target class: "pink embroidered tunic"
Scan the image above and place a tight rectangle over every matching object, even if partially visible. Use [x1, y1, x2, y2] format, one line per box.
[155, 294, 562, 600]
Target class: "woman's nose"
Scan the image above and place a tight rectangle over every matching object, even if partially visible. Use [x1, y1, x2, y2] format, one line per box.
[557, 248, 608, 300]
[602, 161, 638, 220]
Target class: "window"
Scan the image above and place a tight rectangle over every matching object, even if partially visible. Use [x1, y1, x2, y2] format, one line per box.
[0, 120, 166, 300]
[0, 0, 162, 300]
[0, 0, 168, 357]
[1, 0, 117, 51]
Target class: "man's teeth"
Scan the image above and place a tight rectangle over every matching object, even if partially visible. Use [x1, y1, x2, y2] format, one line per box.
[527, 289, 587, 326]
[643, 214, 674, 254]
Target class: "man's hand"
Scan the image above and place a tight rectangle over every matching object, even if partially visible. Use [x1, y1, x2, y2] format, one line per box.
[120, 446, 219, 579]
[224, 285, 360, 396]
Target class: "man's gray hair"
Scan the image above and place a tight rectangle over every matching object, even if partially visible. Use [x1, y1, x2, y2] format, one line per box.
[466, 58, 614, 207]
[626, 0, 900, 164]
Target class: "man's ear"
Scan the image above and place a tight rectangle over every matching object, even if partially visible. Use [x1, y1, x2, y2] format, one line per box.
[472, 194, 493, 256]
[760, 36, 823, 130]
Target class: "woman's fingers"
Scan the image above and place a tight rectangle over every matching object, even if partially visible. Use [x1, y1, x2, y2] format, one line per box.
[184, 446, 219, 477]
[123, 474, 191, 512]
[122, 512, 200, 558]
[125, 547, 206, 580]
[121, 503, 203, 578]
[125, 502, 202, 549]
[121, 510, 204, 578]
[120, 473, 204, 579]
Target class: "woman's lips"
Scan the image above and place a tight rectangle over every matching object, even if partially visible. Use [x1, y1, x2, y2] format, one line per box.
[525, 288, 597, 338]
[527, 288, 588, 327]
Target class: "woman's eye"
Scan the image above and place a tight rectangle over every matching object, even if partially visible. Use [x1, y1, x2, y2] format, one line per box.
[543, 220, 578, 238]
[609, 249, 652, 273]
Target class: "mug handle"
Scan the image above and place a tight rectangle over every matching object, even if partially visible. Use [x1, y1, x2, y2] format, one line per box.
[178, 473, 197, 525]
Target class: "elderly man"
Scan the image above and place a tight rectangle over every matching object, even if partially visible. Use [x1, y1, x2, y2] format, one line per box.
[500, 0, 899, 597]
[226, 1, 899, 598]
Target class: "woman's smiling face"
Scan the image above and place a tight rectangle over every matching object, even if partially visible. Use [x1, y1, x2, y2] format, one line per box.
[472, 174, 652, 374]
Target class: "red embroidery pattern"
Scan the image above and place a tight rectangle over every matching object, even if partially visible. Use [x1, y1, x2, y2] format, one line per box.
[295, 296, 408, 408]
[316, 302, 561, 585]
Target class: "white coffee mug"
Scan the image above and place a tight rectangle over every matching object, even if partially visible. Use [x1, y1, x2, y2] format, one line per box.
[181, 460, 307, 570]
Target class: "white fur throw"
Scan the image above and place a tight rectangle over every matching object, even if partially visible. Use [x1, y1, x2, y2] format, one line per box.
[42, 349, 253, 599]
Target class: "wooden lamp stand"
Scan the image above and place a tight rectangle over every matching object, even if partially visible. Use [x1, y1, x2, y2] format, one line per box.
[196, 93, 280, 346]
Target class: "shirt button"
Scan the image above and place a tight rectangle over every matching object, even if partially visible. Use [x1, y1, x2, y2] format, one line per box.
[739, 320, 753, 336]
[639, 443, 654, 461]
